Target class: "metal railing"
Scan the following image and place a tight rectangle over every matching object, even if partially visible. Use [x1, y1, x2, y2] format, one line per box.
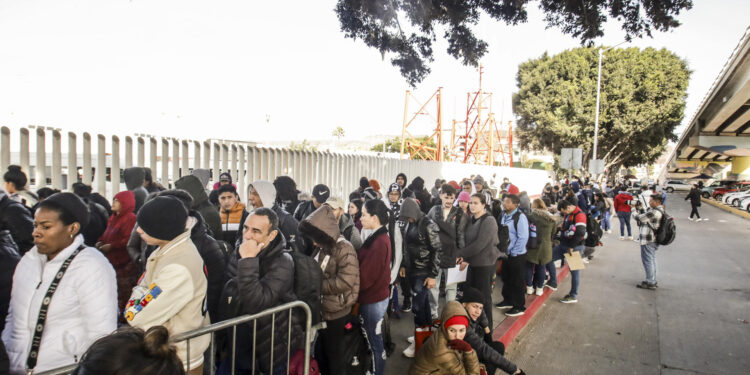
[37, 301, 313, 375]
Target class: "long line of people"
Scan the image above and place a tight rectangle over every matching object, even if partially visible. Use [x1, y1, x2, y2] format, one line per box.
[1, 163, 550, 375]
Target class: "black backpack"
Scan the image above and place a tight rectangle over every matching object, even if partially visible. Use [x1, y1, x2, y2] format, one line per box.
[585, 213, 602, 242]
[653, 208, 676, 246]
[290, 249, 323, 326]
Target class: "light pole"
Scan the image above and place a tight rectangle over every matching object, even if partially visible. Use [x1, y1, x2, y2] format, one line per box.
[593, 41, 628, 162]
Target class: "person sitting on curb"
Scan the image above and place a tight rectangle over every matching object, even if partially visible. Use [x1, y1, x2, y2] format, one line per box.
[409, 300, 482, 375]
[460, 287, 525, 375]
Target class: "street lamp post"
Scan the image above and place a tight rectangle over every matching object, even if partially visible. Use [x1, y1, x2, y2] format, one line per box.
[593, 48, 604, 161]
[593, 41, 628, 165]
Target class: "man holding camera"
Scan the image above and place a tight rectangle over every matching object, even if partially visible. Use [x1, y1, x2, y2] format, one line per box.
[634, 194, 664, 290]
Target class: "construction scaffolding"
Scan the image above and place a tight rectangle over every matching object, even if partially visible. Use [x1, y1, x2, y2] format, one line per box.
[400, 66, 513, 166]
[399, 88, 444, 161]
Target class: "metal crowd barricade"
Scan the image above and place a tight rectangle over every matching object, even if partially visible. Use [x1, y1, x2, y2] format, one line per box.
[36, 301, 313, 375]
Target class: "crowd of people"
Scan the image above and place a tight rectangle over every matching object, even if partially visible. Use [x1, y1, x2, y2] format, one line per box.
[0, 163, 673, 375]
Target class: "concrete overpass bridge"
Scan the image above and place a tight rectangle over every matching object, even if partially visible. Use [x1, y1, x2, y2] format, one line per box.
[663, 26, 750, 181]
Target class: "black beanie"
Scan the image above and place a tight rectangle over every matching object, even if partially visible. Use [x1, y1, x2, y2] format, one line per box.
[460, 286, 485, 305]
[41, 192, 90, 230]
[137, 196, 188, 241]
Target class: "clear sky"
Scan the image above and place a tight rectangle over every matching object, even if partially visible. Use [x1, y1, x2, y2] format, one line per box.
[0, 0, 748, 144]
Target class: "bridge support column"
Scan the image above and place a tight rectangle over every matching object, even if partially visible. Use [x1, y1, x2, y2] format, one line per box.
[731, 156, 750, 179]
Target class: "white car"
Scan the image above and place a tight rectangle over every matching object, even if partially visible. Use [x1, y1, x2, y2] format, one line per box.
[726, 190, 750, 207]
[740, 197, 750, 212]
[722, 186, 750, 205]
[663, 180, 691, 193]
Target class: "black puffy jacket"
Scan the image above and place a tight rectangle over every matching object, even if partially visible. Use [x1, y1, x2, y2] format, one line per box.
[188, 212, 227, 323]
[0, 194, 34, 254]
[399, 198, 442, 278]
[426, 205, 467, 269]
[233, 236, 304, 373]
[465, 310, 518, 374]
[0, 230, 21, 333]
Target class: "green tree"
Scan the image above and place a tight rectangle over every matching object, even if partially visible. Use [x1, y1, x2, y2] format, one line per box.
[371, 136, 437, 160]
[332, 126, 346, 141]
[289, 139, 318, 152]
[335, 0, 692, 86]
[513, 46, 690, 175]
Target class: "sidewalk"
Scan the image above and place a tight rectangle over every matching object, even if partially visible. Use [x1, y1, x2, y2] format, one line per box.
[507, 193, 750, 374]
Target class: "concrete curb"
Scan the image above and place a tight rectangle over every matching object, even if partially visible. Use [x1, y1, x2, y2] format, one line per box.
[492, 265, 570, 346]
[700, 197, 750, 220]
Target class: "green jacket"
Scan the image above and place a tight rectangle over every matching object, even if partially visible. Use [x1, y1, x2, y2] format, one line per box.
[526, 209, 557, 265]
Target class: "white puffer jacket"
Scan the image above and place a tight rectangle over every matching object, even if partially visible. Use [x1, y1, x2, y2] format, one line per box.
[1, 235, 117, 374]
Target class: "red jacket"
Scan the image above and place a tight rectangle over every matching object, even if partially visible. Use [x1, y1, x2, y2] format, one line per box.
[357, 227, 391, 304]
[99, 190, 138, 311]
[614, 192, 633, 213]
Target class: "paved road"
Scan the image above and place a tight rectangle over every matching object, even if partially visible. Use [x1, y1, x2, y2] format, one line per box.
[508, 193, 750, 375]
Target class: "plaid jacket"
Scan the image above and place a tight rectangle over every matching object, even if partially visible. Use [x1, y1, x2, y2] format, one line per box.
[635, 205, 663, 245]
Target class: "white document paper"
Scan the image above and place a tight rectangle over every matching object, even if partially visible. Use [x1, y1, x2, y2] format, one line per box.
[446, 264, 468, 286]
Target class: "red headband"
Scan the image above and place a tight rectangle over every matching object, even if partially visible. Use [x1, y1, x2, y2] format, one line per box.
[445, 315, 469, 328]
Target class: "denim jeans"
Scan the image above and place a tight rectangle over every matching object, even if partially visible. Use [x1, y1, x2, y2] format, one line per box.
[617, 211, 632, 236]
[601, 211, 611, 231]
[549, 244, 585, 297]
[410, 275, 433, 327]
[641, 243, 658, 284]
[430, 268, 457, 319]
[360, 297, 389, 375]
[525, 262, 545, 289]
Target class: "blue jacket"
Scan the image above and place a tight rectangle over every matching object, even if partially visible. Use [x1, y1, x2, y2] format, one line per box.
[501, 208, 529, 256]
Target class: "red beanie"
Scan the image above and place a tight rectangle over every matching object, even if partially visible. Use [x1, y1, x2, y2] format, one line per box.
[444, 315, 469, 329]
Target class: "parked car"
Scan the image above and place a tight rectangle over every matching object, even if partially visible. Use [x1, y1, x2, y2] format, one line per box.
[712, 181, 750, 201]
[725, 190, 750, 207]
[701, 180, 737, 198]
[663, 180, 692, 193]
[740, 197, 750, 213]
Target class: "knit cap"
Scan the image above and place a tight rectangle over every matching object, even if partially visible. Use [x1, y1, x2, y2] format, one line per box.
[459, 286, 485, 305]
[457, 191, 471, 203]
[136, 196, 188, 241]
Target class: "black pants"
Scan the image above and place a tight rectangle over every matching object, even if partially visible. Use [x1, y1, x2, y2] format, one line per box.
[318, 315, 351, 375]
[399, 275, 412, 304]
[501, 253, 527, 310]
[466, 264, 496, 329]
[690, 204, 701, 219]
[483, 341, 507, 375]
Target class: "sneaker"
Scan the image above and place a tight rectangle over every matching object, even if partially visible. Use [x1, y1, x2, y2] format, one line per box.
[543, 282, 558, 291]
[627, 236, 633, 240]
[636, 281, 657, 290]
[560, 295, 578, 304]
[688, 217, 694, 221]
[406, 336, 414, 344]
[535, 288, 544, 296]
[402, 342, 415, 358]
[526, 286, 534, 295]
[619, 236, 625, 240]
[505, 307, 526, 317]
[400, 301, 412, 313]
[696, 218, 703, 222]
[582, 258, 590, 264]
[495, 300, 513, 310]
[607, 229, 612, 234]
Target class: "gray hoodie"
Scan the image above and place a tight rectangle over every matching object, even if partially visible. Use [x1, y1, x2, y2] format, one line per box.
[246, 180, 304, 254]
[123, 167, 147, 212]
